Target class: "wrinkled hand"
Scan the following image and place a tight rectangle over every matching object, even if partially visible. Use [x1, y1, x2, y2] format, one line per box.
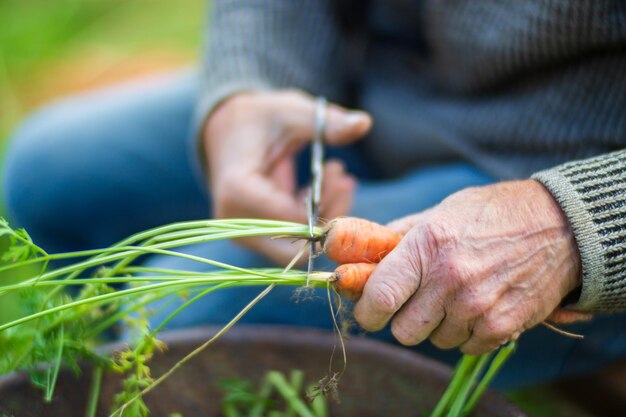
[354, 180, 582, 354]
[204, 90, 372, 264]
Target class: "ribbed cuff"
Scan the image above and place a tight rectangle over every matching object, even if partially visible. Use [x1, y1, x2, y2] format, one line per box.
[532, 169, 605, 310]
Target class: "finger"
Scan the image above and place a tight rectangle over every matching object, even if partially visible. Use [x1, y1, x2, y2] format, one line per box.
[354, 234, 423, 332]
[319, 160, 356, 221]
[269, 157, 297, 194]
[389, 283, 447, 346]
[220, 174, 308, 222]
[324, 105, 372, 144]
[460, 336, 503, 355]
[429, 284, 501, 350]
[546, 308, 593, 325]
[428, 314, 473, 350]
[279, 94, 372, 146]
[460, 312, 522, 355]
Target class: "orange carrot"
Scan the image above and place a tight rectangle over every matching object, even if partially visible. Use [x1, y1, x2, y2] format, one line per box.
[323, 217, 402, 264]
[333, 263, 377, 301]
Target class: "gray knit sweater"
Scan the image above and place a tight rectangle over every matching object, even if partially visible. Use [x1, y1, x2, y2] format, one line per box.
[192, 0, 626, 312]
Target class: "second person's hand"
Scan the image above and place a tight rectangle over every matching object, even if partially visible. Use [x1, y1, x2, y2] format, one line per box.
[203, 90, 372, 264]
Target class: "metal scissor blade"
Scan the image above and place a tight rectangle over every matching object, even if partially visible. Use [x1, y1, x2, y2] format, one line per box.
[306, 97, 327, 285]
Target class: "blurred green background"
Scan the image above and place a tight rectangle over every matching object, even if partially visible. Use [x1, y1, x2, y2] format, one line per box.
[0, 2, 620, 416]
[0, 0, 203, 350]
[0, 0, 203, 215]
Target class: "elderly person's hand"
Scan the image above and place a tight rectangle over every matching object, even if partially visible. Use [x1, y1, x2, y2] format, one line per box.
[354, 180, 582, 354]
[204, 90, 371, 264]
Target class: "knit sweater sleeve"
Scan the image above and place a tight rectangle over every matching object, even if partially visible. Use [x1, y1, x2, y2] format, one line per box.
[532, 150, 626, 312]
[188, 0, 345, 188]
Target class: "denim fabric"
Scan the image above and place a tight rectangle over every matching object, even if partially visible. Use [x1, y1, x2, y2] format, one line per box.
[3, 70, 625, 390]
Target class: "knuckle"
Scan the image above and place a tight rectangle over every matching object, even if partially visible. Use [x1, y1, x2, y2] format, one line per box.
[443, 258, 471, 286]
[480, 316, 517, 342]
[391, 320, 418, 346]
[456, 295, 491, 320]
[460, 344, 478, 355]
[369, 280, 405, 316]
[416, 220, 458, 273]
[430, 334, 456, 350]
[420, 219, 455, 251]
[402, 240, 426, 278]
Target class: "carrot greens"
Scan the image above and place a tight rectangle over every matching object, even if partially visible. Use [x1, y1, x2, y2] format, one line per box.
[0, 217, 514, 417]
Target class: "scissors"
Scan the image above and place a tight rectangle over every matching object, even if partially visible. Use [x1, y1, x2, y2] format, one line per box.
[306, 97, 327, 285]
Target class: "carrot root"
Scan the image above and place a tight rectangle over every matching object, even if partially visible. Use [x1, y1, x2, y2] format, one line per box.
[333, 263, 376, 301]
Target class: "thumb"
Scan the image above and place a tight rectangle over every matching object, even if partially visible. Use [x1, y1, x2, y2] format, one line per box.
[324, 105, 372, 145]
[354, 230, 424, 331]
[279, 93, 372, 146]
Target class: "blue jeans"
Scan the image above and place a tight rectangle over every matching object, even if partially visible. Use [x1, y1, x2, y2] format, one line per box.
[3, 70, 625, 390]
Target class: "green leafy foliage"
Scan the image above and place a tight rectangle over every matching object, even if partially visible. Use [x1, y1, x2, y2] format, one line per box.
[110, 312, 165, 417]
[0, 218, 46, 263]
[219, 378, 264, 411]
[219, 370, 327, 417]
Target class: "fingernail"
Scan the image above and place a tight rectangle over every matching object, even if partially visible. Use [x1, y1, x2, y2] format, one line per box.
[344, 111, 369, 127]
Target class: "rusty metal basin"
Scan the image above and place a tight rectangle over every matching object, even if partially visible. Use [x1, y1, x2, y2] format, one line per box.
[0, 326, 526, 416]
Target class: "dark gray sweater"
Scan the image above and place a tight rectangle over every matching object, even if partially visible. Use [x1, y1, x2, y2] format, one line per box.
[192, 0, 626, 312]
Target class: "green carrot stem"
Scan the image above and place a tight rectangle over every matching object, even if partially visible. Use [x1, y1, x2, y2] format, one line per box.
[120, 266, 209, 276]
[107, 223, 320, 276]
[86, 286, 188, 338]
[150, 282, 234, 336]
[44, 323, 64, 402]
[85, 366, 103, 417]
[111, 285, 277, 416]
[17, 233, 313, 285]
[310, 391, 328, 417]
[461, 342, 516, 417]
[0, 219, 321, 274]
[0, 266, 333, 334]
[8, 241, 316, 314]
[60, 221, 254, 281]
[0, 280, 217, 331]
[249, 375, 275, 417]
[285, 370, 305, 417]
[1, 270, 332, 292]
[430, 355, 480, 417]
[447, 353, 493, 417]
[290, 370, 305, 394]
[223, 403, 242, 417]
[267, 371, 316, 417]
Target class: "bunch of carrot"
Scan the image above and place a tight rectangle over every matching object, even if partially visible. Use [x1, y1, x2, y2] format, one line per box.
[0, 216, 513, 417]
[322, 217, 402, 299]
